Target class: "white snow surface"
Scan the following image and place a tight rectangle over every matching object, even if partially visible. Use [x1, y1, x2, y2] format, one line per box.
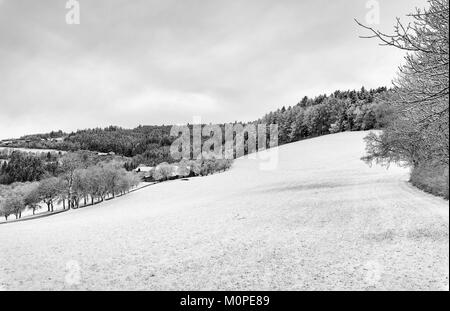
[0, 131, 448, 290]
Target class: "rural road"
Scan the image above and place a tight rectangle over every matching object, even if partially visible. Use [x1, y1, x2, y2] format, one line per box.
[0, 131, 448, 290]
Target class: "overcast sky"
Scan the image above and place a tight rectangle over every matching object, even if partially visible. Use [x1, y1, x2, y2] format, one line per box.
[0, 0, 427, 139]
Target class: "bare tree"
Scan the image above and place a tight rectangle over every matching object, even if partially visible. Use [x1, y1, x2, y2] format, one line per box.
[357, 0, 449, 167]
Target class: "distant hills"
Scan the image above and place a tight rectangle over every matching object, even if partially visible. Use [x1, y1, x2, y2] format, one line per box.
[0, 87, 389, 167]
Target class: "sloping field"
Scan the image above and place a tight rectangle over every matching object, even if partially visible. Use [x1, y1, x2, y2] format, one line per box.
[0, 131, 448, 290]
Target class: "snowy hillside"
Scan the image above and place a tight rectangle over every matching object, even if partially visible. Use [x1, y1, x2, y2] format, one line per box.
[0, 131, 448, 290]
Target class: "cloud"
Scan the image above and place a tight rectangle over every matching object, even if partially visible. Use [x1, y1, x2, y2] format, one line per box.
[0, 0, 428, 139]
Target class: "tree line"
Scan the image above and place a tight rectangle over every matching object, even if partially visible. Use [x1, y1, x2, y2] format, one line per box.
[0, 152, 140, 221]
[146, 156, 234, 182]
[258, 87, 389, 145]
[0, 151, 60, 184]
[358, 0, 449, 198]
[1, 86, 390, 169]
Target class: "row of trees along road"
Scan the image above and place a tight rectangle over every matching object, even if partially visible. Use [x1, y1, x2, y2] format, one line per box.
[0, 153, 140, 220]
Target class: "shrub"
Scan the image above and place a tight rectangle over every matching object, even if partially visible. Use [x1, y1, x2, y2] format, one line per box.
[410, 164, 449, 200]
[153, 162, 175, 181]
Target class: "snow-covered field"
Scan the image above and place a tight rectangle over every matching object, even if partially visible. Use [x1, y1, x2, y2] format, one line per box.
[0, 131, 448, 290]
